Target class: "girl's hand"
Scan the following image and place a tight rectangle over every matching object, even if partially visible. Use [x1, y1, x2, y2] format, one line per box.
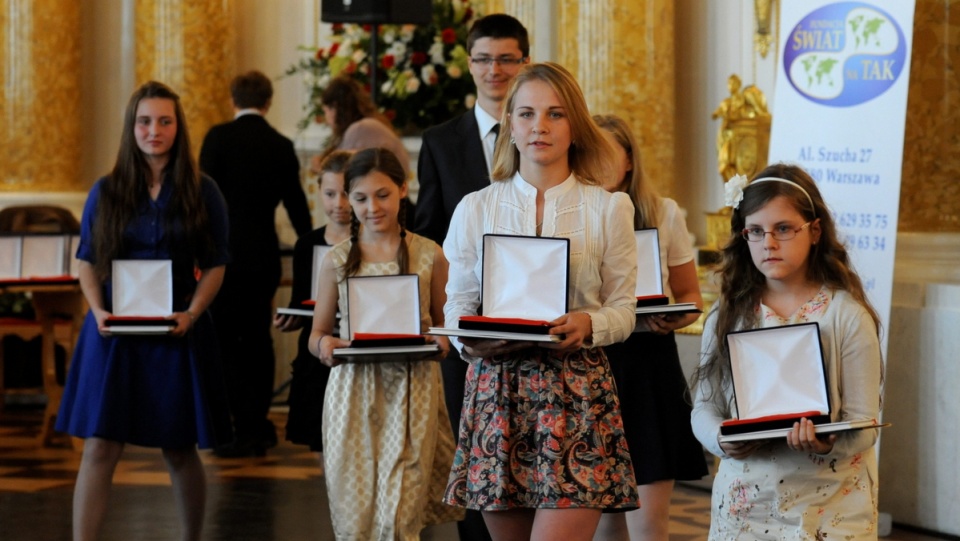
[316, 335, 351, 367]
[546, 312, 593, 351]
[719, 438, 768, 459]
[461, 337, 534, 358]
[93, 308, 113, 336]
[786, 417, 836, 454]
[427, 335, 451, 358]
[273, 313, 303, 332]
[638, 313, 684, 335]
[168, 311, 195, 337]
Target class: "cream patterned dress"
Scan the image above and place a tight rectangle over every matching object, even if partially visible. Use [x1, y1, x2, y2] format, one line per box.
[322, 233, 462, 541]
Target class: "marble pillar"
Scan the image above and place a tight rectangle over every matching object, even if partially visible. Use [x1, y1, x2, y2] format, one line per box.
[0, 0, 81, 192]
[135, 0, 236, 157]
[898, 0, 960, 233]
[557, 0, 675, 197]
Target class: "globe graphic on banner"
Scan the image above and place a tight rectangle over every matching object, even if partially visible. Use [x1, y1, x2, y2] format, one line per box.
[784, 2, 907, 107]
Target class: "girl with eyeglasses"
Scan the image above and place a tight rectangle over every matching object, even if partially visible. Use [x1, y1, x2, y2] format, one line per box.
[691, 163, 884, 539]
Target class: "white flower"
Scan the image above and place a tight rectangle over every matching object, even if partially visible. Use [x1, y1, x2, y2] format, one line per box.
[400, 25, 416, 42]
[429, 41, 445, 65]
[464, 94, 476, 109]
[421, 64, 438, 85]
[381, 80, 394, 96]
[404, 71, 420, 93]
[447, 65, 462, 79]
[724, 174, 749, 209]
[388, 41, 407, 60]
[383, 28, 396, 44]
[352, 49, 366, 63]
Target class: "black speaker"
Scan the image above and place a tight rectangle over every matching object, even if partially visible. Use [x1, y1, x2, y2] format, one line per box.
[321, 0, 432, 24]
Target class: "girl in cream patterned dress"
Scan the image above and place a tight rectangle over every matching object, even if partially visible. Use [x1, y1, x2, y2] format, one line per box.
[308, 148, 461, 540]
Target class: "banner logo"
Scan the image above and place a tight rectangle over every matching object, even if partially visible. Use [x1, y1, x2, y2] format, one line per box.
[784, 2, 906, 107]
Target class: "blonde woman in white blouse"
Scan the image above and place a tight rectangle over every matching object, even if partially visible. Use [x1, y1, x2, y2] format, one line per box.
[441, 62, 640, 541]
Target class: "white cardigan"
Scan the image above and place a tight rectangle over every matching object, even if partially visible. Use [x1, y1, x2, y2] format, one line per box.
[692, 288, 883, 460]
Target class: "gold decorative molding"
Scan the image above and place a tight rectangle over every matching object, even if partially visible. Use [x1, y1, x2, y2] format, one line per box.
[558, 0, 675, 199]
[135, 0, 236, 158]
[754, 0, 774, 58]
[0, 0, 82, 192]
[898, 0, 960, 232]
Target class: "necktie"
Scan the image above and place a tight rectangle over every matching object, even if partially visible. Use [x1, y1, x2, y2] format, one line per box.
[491, 123, 500, 145]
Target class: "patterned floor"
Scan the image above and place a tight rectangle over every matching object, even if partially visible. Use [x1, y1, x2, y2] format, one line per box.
[0, 404, 949, 540]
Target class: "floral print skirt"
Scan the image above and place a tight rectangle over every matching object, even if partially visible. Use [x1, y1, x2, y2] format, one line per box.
[443, 347, 639, 511]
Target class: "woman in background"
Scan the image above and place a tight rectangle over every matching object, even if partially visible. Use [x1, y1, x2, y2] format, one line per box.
[592, 114, 707, 541]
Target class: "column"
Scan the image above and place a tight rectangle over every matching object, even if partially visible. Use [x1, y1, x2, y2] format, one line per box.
[0, 0, 81, 191]
[135, 0, 236, 157]
[558, 0, 676, 197]
[898, 0, 960, 233]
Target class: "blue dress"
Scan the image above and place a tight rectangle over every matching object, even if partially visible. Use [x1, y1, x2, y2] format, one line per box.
[55, 176, 232, 449]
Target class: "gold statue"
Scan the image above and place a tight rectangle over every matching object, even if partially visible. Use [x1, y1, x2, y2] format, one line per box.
[712, 74, 772, 182]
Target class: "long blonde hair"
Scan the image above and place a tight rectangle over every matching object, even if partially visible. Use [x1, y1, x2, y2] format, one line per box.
[593, 113, 659, 229]
[490, 62, 616, 185]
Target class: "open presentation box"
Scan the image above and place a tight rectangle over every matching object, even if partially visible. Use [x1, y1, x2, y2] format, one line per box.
[429, 234, 567, 343]
[718, 322, 885, 443]
[633, 229, 700, 317]
[332, 274, 440, 362]
[277, 245, 332, 318]
[103, 260, 176, 335]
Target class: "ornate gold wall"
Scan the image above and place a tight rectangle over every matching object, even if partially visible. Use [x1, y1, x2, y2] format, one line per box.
[0, 0, 81, 192]
[135, 0, 236, 158]
[899, 0, 960, 232]
[481, 1, 676, 197]
[556, 1, 675, 197]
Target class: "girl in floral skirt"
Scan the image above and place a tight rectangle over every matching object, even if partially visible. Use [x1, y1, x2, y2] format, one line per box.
[442, 62, 640, 540]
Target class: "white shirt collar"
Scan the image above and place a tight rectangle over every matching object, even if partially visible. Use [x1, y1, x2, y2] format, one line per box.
[234, 108, 263, 120]
[510, 171, 578, 198]
[474, 105, 499, 139]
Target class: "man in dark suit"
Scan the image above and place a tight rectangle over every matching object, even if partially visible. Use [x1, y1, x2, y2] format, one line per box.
[412, 14, 530, 541]
[200, 70, 312, 458]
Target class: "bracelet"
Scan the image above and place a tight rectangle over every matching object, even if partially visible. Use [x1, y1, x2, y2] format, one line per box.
[185, 310, 196, 323]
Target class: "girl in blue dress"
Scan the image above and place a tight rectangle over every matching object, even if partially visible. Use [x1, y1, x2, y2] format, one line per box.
[56, 81, 231, 541]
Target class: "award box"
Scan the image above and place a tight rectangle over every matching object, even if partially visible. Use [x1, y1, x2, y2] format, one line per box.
[720, 323, 830, 436]
[632, 229, 700, 317]
[0, 233, 78, 284]
[277, 245, 333, 318]
[718, 322, 887, 442]
[104, 260, 176, 334]
[332, 274, 439, 361]
[459, 234, 568, 336]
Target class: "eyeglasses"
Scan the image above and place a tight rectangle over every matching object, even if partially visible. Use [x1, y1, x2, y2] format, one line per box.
[741, 222, 813, 242]
[469, 56, 527, 67]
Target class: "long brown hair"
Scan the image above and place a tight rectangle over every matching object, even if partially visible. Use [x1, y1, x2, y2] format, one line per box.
[593, 114, 660, 229]
[491, 62, 616, 185]
[341, 148, 409, 279]
[320, 77, 391, 150]
[692, 163, 882, 413]
[93, 81, 210, 280]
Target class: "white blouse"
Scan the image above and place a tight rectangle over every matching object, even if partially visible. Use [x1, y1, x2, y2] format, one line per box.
[443, 172, 637, 355]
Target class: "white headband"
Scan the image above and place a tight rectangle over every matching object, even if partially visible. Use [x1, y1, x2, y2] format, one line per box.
[724, 174, 816, 214]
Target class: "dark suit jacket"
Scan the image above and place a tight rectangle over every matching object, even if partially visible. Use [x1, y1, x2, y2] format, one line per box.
[200, 114, 312, 296]
[412, 109, 490, 245]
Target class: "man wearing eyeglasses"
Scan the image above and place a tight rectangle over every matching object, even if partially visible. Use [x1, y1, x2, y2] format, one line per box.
[411, 12, 529, 541]
[413, 13, 530, 246]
